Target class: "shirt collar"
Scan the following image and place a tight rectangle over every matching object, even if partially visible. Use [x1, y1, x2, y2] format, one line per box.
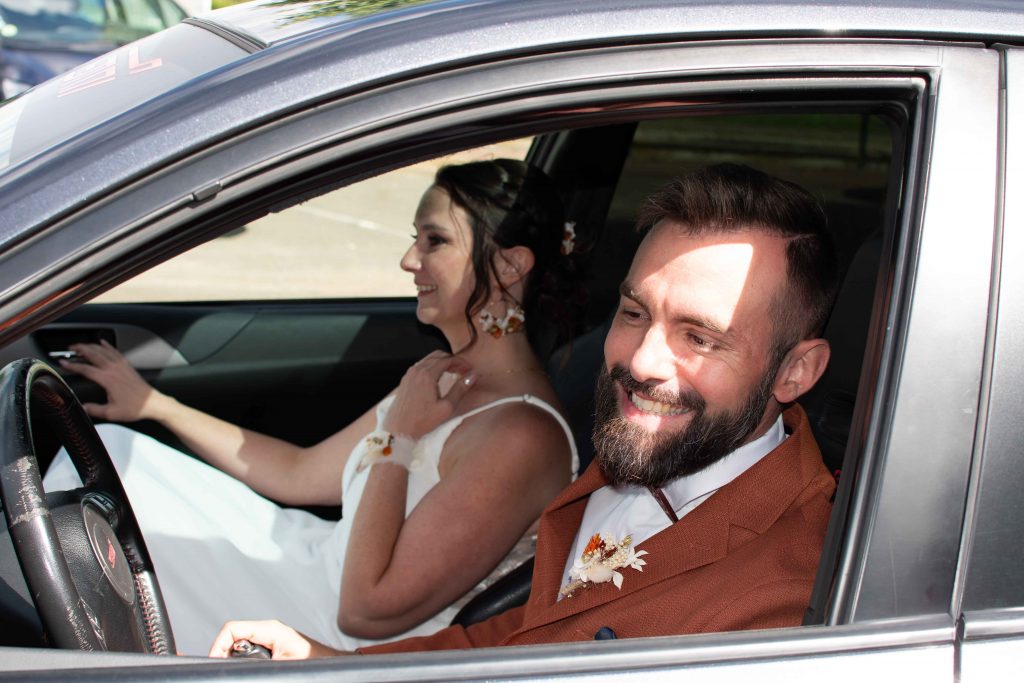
[659, 414, 786, 514]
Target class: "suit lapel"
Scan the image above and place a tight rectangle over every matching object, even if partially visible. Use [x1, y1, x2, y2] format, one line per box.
[523, 478, 734, 629]
[529, 463, 606, 607]
[516, 406, 822, 636]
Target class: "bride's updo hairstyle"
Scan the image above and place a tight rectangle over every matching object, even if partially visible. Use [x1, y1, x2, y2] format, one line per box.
[433, 158, 582, 355]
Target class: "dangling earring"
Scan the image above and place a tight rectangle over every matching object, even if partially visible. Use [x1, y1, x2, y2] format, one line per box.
[479, 303, 526, 338]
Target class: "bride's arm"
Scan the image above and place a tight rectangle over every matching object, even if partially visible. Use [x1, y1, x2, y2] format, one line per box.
[336, 394, 570, 638]
[60, 340, 380, 507]
[148, 389, 380, 507]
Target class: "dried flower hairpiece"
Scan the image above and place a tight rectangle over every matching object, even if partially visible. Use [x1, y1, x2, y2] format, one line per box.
[560, 221, 577, 256]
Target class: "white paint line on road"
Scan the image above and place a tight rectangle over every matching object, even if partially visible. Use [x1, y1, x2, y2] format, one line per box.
[295, 204, 384, 232]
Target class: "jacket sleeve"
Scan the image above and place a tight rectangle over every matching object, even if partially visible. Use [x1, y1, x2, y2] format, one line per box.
[357, 605, 527, 654]
[700, 578, 815, 633]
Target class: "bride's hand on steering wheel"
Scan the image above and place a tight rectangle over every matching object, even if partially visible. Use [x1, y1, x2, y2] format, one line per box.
[382, 351, 476, 439]
[58, 340, 161, 422]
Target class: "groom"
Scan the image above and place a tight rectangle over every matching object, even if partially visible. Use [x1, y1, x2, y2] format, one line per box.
[212, 163, 839, 656]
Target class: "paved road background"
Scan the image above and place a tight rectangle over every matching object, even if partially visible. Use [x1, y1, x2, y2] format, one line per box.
[97, 139, 531, 303]
[95, 112, 891, 305]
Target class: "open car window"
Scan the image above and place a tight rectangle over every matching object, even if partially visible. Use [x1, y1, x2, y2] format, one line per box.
[96, 139, 533, 303]
[66, 104, 902, 625]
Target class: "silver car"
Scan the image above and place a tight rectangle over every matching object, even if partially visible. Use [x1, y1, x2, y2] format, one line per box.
[0, 0, 1019, 679]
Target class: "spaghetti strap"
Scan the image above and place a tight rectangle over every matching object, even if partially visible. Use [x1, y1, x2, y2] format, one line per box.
[454, 394, 579, 476]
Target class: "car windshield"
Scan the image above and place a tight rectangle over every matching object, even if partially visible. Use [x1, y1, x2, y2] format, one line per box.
[0, 22, 248, 176]
[0, 0, 185, 48]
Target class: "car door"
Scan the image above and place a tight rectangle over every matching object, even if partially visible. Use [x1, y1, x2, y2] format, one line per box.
[0, 28, 1002, 683]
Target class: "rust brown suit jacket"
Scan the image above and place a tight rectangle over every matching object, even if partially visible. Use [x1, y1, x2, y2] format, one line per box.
[362, 404, 835, 654]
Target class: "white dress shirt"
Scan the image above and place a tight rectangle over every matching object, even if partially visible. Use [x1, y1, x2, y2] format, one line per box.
[559, 415, 786, 595]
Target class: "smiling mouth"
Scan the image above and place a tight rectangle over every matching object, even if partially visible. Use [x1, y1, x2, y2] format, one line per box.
[628, 391, 688, 416]
[416, 284, 437, 294]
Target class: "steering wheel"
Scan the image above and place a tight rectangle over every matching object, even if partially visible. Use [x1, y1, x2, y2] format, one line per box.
[0, 358, 175, 653]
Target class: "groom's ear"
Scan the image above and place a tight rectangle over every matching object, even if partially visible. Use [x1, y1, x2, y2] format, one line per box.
[772, 338, 830, 404]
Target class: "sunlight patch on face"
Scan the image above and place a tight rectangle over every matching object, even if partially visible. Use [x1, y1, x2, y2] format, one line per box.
[634, 228, 756, 335]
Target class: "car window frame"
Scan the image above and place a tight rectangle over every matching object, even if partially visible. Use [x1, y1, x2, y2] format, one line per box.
[0, 40, 945, 337]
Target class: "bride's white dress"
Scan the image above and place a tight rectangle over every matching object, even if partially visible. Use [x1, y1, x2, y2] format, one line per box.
[43, 393, 577, 655]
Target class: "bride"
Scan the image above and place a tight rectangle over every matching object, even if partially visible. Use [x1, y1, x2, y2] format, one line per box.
[44, 158, 582, 655]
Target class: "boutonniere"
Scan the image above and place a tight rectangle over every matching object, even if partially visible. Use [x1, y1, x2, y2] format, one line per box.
[559, 532, 648, 599]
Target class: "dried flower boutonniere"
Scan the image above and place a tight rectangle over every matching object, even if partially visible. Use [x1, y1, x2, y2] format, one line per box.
[559, 532, 648, 599]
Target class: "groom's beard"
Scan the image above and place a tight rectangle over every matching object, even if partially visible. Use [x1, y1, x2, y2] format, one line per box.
[592, 364, 777, 488]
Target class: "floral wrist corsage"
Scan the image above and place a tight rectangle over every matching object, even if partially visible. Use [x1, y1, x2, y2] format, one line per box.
[356, 429, 418, 472]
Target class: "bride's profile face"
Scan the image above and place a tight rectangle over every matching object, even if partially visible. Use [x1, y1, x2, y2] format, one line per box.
[401, 185, 478, 335]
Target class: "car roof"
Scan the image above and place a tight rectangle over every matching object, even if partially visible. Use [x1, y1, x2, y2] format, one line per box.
[1, 0, 1023, 278]
[199, 0, 1024, 49]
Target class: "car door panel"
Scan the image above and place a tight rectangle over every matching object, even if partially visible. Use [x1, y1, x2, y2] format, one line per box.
[959, 610, 1024, 681]
[955, 46, 1024, 681]
[1, 301, 443, 454]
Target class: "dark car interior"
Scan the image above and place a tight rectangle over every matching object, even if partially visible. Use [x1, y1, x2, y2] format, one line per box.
[0, 101, 902, 649]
